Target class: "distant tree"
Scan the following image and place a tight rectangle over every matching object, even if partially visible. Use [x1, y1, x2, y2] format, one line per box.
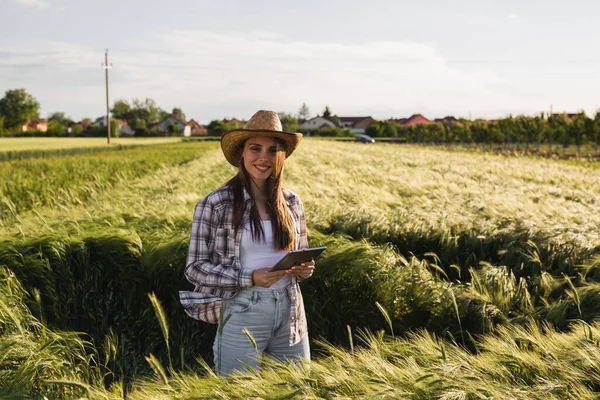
[133, 119, 149, 136]
[207, 120, 227, 136]
[149, 126, 161, 136]
[47, 120, 67, 136]
[498, 117, 516, 149]
[381, 121, 398, 137]
[551, 114, 571, 153]
[0, 88, 40, 133]
[132, 119, 146, 131]
[321, 106, 340, 126]
[223, 120, 243, 131]
[297, 103, 310, 122]
[71, 124, 84, 136]
[111, 99, 131, 119]
[571, 112, 588, 154]
[130, 98, 168, 125]
[447, 123, 466, 145]
[48, 111, 73, 126]
[278, 112, 299, 132]
[426, 122, 445, 143]
[110, 120, 121, 138]
[110, 98, 170, 132]
[488, 121, 504, 145]
[0, 116, 5, 137]
[48, 111, 65, 121]
[513, 116, 527, 149]
[365, 122, 382, 137]
[86, 124, 107, 137]
[470, 121, 489, 147]
[593, 110, 600, 153]
[167, 122, 181, 134]
[172, 107, 186, 122]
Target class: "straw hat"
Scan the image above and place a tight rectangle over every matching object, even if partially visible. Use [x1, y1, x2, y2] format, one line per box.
[221, 110, 303, 166]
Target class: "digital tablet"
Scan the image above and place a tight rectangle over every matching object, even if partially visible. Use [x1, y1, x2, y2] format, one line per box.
[270, 246, 327, 272]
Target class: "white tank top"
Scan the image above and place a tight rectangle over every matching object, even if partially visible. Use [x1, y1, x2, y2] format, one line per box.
[240, 220, 291, 290]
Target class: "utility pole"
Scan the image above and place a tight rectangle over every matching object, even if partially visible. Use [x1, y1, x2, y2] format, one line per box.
[102, 49, 113, 144]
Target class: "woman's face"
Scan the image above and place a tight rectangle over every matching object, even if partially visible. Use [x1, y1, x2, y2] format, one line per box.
[241, 136, 280, 184]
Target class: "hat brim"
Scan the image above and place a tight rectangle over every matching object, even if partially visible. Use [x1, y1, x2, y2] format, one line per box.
[220, 129, 302, 167]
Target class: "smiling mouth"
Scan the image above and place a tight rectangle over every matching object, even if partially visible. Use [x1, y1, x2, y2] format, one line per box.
[254, 165, 271, 173]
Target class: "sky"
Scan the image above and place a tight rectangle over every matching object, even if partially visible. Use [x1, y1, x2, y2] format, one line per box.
[2, 0, 600, 123]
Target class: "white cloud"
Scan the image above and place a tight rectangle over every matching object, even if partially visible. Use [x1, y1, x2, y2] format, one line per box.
[15, 0, 50, 9]
[6, 30, 595, 122]
[508, 13, 520, 19]
[107, 30, 508, 120]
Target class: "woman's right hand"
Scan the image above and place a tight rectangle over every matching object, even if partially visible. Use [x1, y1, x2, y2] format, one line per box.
[252, 267, 291, 288]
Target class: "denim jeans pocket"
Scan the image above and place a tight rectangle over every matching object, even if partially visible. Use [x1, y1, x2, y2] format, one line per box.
[226, 291, 256, 314]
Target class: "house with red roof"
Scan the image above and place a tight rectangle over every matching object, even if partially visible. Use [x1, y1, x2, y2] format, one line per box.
[187, 119, 207, 135]
[402, 114, 432, 126]
[21, 119, 48, 132]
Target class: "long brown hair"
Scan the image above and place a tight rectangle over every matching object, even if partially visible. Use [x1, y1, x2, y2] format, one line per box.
[227, 137, 296, 251]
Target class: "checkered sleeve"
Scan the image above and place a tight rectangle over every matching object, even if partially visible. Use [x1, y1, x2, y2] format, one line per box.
[184, 195, 254, 290]
[296, 196, 309, 250]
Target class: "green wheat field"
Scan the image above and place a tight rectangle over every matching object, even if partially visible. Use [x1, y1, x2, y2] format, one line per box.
[1, 139, 599, 399]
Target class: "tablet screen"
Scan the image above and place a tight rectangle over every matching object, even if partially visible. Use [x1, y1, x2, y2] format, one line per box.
[270, 246, 327, 271]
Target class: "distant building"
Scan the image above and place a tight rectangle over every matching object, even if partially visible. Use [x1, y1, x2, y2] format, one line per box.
[95, 116, 135, 136]
[392, 114, 432, 126]
[79, 119, 93, 130]
[21, 119, 48, 132]
[403, 114, 432, 126]
[222, 118, 244, 126]
[434, 116, 460, 125]
[299, 116, 336, 131]
[339, 116, 376, 134]
[391, 118, 408, 125]
[155, 115, 192, 136]
[551, 113, 582, 120]
[187, 119, 207, 135]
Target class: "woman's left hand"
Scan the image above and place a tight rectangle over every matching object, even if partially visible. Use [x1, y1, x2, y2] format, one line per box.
[291, 260, 315, 279]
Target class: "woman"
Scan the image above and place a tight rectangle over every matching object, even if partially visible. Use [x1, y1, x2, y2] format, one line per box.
[179, 110, 314, 375]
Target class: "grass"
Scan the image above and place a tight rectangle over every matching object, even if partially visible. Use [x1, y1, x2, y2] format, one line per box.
[0, 137, 182, 152]
[0, 137, 186, 162]
[124, 322, 600, 400]
[4, 256, 600, 399]
[0, 266, 117, 399]
[0, 142, 212, 219]
[0, 139, 599, 397]
[4, 140, 599, 257]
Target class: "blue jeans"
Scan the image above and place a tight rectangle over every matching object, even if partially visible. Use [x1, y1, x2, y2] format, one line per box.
[213, 285, 310, 376]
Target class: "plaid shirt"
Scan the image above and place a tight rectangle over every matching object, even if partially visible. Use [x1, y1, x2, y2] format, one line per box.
[179, 185, 309, 345]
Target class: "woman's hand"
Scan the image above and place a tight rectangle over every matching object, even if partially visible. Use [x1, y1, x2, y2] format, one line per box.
[291, 260, 315, 280]
[252, 267, 292, 288]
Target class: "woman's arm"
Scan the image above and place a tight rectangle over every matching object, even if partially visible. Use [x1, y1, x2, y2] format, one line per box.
[184, 196, 254, 290]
